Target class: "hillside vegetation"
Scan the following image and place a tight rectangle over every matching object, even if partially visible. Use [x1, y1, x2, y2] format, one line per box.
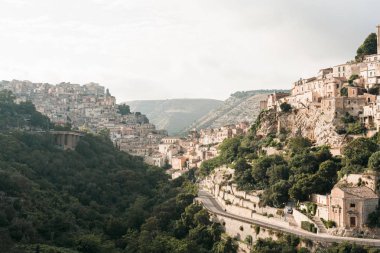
[0, 91, 233, 253]
[200, 110, 380, 211]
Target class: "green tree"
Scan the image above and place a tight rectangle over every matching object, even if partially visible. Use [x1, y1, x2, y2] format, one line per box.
[233, 158, 251, 173]
[356, 33, 378, 61]
[343, 138, 378, 168]
[0, 89, 15, 104]
[219, 136, 242, 164]
[262, 180, 291, 207]
[340, 87, 348, 96]
[368, 151, 380, 172]
[287, 137, 312, 155]
[251, 155, 287, 189]
[76, 234, 102, 253]
[317, 160, 339, 186]
[200, 156, 223, 175]
[212, 237, 237, 253]
[118, 104, 131, 115]
[280, 102, 292, 112]
[104, 217, 127, 239]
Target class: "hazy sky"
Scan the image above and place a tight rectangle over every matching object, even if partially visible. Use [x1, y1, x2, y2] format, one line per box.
[0, 0, 379, 102]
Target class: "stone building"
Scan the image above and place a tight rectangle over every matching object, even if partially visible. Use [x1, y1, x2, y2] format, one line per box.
[312, 173, 379, 229]
[264, 92, 290, 110]
[329, 185, 378, 228]
[264, 25, 380, 120]
[171, 156, 188, 170]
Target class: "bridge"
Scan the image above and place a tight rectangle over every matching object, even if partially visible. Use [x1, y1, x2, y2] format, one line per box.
[50, 131, 84, 150]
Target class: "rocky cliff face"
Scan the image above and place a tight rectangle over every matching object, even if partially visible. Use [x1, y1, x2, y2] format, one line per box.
[182, 90, 288, 133]
[257, 107, 346, 149]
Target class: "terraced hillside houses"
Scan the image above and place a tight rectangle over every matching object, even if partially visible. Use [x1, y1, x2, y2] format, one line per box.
[151, 123, 249, 178]
[262, 25, 380, 132]
[0, 80, 167, 157]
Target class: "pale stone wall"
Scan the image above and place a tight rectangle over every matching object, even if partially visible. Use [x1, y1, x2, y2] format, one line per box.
[217, 185, 281, 218]
[262, 147, 283, 156]
[333, 63, 360, 79]
[311, 194, 329, 206]
[316, 205, 329, 221]
[212, 214, 281, 246]
[329, 188, 345, 227]
[311, 194, 330, 220]
[292, 209, 319, 233]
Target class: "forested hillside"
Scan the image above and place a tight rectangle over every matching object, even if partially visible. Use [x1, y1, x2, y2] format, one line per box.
[200, 110, 380, 211]
[0, 90, 50, 131]
[0, 91, 233, 253]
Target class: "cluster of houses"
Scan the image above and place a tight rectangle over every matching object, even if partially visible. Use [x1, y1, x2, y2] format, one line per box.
[145, 123, 249, 179]
[258, 25, 380, 233]
[261, 26, 380, 131]
[0, 80, 168, 157]
[0, 80, 251, 168]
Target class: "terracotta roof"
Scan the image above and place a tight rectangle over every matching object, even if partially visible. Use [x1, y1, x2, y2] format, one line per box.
[339, 186, 378, 199]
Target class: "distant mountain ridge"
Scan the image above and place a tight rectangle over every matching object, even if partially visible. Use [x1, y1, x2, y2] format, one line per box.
[126, 99, 223, 134]
[181, 89, 289, 134]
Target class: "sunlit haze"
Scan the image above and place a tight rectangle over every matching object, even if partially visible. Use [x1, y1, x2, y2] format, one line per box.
[0, 0, 379, 102]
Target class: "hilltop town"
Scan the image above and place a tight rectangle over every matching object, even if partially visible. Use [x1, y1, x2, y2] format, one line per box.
[259, 25, 380, 153]
[195, 25, 380, 249]
[1, 24, 380, 252]
[0, 80, 168, 157]
[0, 79, 251, 178]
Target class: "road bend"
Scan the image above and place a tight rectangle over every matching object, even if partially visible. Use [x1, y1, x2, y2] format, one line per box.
[197, 190, 380, 247]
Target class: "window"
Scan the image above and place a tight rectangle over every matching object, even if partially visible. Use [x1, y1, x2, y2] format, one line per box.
[350, 203, 356, 208]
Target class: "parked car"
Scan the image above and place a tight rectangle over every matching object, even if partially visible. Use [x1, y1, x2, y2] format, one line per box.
[286, 207, 293, 214]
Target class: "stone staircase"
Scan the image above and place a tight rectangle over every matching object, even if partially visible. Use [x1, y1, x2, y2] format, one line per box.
[312, 217, 327, 234]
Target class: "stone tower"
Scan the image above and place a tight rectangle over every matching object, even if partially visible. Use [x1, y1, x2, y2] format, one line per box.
[378, 25, 380, 54]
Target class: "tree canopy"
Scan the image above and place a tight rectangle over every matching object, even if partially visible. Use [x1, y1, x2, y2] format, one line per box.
[0, 90, 50, 131]
[0, 98, 232, 253]
[368, 151, 380, 172]
[118, 104, 131, 115]
[343, 138, 378, 168]
[356, 33, 378, 61]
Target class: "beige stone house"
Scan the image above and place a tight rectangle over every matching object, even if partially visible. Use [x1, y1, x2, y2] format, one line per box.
[312, 173, 379, 229]
[171, 156, 188, 170]
[329, 185, 378, 228]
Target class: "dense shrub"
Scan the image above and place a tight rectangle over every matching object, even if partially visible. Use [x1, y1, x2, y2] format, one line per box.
[301, 221, 317, 233]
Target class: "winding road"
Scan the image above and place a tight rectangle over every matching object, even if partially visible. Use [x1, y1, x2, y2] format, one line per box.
[197, 190, 380, 247]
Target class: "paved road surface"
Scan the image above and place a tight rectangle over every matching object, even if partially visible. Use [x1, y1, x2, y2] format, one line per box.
[197, 190, 380, 247]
